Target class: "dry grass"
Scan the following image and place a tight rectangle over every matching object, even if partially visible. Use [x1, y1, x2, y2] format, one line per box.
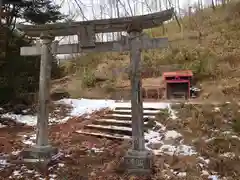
[56, 2, 240, 100]
[154, 102, 240, 179]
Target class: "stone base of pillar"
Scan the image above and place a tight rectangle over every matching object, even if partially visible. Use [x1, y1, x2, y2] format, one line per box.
[124, 149, 154, 175]
[20, 145, 59, 164]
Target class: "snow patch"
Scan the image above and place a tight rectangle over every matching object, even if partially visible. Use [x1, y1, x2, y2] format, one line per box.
[0, 98, 116, 126]
[155, 144, 197, 156]
[1, 113, 37, 126]
[22, 134, 36, 145]
[57, 98, 115, 116]
[165, 130, 182, 140]
[0, 124, 6, 128]
[0, 155, 10, 171]
[209, 175, 219, 180]
[145, 122, 197, 156]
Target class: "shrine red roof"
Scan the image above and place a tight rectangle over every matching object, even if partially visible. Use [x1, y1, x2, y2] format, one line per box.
[162, 70, 193, 78]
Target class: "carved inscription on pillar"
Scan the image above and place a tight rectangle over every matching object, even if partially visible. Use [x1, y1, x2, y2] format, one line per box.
[124, 156, 151, 169]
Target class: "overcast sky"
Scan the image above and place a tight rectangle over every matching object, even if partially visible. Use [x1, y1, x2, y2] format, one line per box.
[53, 0, 209, 21]
[51, 0, 211, 58]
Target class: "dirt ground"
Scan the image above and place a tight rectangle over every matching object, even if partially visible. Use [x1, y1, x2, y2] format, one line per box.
[1, 101, 240, 179]
[0, 105, 134, 180]
[0, 103, 165, 180]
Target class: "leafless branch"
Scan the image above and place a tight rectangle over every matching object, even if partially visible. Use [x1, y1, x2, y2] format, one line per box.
[73, 0, 88, 20]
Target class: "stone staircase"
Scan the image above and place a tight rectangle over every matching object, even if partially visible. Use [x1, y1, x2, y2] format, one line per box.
[76, 102, 164, 140]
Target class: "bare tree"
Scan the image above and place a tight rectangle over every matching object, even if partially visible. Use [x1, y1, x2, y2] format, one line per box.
[212, 0, 216, 10]
[73, 0, 88, 20]
[117, 0, 130, 16]
[115, 0, 121, 40]
[115, 0, 120, 17]
[100, 4, 104, 41]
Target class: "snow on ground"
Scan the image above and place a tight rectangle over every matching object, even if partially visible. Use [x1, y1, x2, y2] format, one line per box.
[0, 124, 6, 128]
[7, 163, 64, 180]
[114, 102, 195, 157]
[0, 99, 175, 127]
[0, 154, 10, 171]
[145, 125, 197, 156]
[0, 100, 225, 179]
[144, 126, 221, 179]
[1, 113, 37, 126]
[0, 98, 116, 127]
[21, 134, 36, 146]
[57, 98, 115, 116]
[136, 103, 220, 180]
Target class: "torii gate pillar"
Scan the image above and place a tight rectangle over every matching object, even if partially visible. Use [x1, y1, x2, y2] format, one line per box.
[21, 33, 58, 162]
[124, 26, 153, 175]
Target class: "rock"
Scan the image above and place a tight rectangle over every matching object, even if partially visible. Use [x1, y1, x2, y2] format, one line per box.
[163, 136, 182, 145]
[90, 172, 96, 177]
[147, 142, 163, 150]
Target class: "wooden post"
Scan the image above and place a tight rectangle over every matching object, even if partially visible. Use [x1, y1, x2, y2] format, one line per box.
[21, 33, 58, 162]
[124, 27, 153, 175]
[129, 30, 145, 151]
[36, 33, 54, 147]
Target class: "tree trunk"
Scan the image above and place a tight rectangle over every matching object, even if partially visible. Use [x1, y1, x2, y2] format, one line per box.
[212, 0, 216, 10]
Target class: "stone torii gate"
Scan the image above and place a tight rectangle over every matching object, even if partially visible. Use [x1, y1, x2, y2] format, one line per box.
[18, 8, 174, 174]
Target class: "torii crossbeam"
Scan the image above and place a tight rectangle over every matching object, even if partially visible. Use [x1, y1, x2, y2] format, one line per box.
[18, 8, 174, 175]
[20, 35, 168, 56]
[16, 8, 174, 37]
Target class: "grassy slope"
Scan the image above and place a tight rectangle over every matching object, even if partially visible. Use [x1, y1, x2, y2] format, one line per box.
[57, 2, 240, 100]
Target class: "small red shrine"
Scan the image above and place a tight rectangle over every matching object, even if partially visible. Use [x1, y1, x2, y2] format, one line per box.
[163, 70, 193, 99]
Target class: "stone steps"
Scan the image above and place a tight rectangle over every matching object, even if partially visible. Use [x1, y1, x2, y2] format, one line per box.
[75, 129, 131, 140]
[93, 118, 148, 127]
[103, 113, 155, 120]
[76, 102, 165, 140]
[85, 124, 133, 136]
[114, 106, 161, 111]
[108, 109, 160, 115]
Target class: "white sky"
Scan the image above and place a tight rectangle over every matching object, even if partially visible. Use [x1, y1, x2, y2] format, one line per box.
[54, 0, 204, 20]
[53, 0, 204, 40]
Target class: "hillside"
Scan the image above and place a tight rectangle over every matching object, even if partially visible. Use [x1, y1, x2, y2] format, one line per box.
[55, 2, 240, 101]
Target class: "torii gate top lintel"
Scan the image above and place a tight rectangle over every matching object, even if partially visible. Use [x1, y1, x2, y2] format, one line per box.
[16, 8, 174, 37]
